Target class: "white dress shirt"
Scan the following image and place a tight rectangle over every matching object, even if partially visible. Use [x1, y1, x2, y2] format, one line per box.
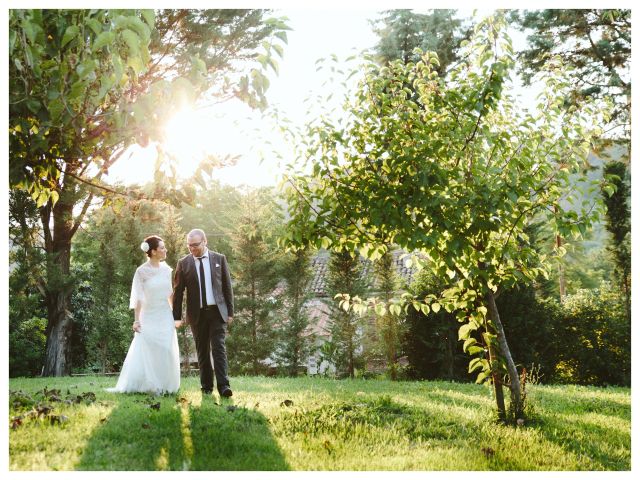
[194, 250, 216, 307]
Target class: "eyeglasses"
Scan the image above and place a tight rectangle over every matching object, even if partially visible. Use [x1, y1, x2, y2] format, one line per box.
[188, 240, 204, 248]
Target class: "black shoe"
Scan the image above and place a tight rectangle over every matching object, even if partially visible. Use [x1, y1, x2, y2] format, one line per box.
[220, 387, 233, 398]
[201, 388, 213, 394]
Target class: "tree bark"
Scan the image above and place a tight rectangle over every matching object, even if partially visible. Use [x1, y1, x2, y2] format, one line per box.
[486, 290, 522, 418]
[42, 196, 75, 376]
[487, 341, 506, 419]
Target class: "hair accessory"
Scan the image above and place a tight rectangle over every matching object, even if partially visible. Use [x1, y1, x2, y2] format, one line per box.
[140, 241, 150, 252]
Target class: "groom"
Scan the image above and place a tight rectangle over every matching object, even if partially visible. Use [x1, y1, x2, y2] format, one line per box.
[173, 228, 234, 397]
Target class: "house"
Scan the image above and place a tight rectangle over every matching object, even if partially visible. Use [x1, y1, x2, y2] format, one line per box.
[302, 248, 419, 375]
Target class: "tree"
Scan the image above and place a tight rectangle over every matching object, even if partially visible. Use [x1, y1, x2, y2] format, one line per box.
[512, 10, 631, 303]
[227, 190, 282, 375]
[512, 9, 630, 141]
[178, 180, 243, 260]
[372, 9, 469, 75]
[325, 250, 369, 378]
[9, 9, 289, 376]
[404, 270, 467, 381]
[370, 251, 405, 380]
[601, 161, 631, 322]
[73, 197, 167, 372]
[557, 283, 630, 386]
[275, 248, 315, 376]
[282, 13, 610, 420]
[9, 191, 48, 377]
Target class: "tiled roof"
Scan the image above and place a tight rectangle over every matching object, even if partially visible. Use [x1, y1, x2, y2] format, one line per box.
[308, 249, 419, 298]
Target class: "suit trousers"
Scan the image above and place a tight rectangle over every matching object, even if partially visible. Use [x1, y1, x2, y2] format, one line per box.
[192, 305, 229, 393]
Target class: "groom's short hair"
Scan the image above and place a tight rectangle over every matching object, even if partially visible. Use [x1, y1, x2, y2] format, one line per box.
[187, 229, 207, 241]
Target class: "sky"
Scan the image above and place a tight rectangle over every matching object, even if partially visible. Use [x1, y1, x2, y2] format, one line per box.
[108, 9, 384, 188]
[106, 7, 542, 189]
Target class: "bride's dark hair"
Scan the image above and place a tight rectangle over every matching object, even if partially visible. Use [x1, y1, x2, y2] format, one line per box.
[144, 235, 163, 258]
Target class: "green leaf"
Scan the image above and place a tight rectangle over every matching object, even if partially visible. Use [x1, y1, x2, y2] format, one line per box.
[475, 370, 490, 384]
[458, 322, 476, 341]
[85, 18, 103, 35]
[49, 98, 65, 122]
[272, 43, 284, 58]
[141, 10, 155, 28]
[431, 302, 441, 313]
[468, 357, 484, 373]
[467, 345, 485, 355]
[274, 31, 288, 44]
[50, 190, 60, 207]
[462, 337, 477, 352]
[92, 31, 115, 52]
[121, 29, 140, 57]
[61, 25, 80, 48]
[21, 18, 36, 44]
[9, 29, 17, 54]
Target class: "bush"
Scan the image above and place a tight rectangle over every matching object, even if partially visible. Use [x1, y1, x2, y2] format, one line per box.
[554, 282, 630, 386]
[9, 316, 47, 377]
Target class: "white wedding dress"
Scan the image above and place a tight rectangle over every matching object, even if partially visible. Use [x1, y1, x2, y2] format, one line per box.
[107, 261, 180, 394]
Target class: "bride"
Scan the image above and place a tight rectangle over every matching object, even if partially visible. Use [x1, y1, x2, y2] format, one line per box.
[107, 235, 182, 394]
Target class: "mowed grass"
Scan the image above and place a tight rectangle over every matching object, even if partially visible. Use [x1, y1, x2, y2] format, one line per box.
[8, 375, 630, 471]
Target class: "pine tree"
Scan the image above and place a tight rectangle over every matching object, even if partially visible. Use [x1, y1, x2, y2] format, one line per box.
[276, 248, 314, 376]
[370, 251, 406, 380]
[325, 250, 369, 378]
[227, 192, 281, 375]
[602, 161, 631, 322]
[371, 9, 469, 74]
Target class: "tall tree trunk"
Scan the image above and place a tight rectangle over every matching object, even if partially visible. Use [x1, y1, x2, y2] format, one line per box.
[486, 291, 522, 418]
[42, 198, 75, 377]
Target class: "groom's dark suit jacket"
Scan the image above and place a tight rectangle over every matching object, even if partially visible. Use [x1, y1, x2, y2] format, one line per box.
[172, 250, 234, 326]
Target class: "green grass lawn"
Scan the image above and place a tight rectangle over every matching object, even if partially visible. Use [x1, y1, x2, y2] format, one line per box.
[8, 375, 630, 471]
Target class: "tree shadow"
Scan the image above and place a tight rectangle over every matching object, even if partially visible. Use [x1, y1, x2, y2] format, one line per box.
[76, 392, 289, 471]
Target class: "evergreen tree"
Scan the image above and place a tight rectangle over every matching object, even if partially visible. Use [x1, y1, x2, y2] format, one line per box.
[370, 251, 406, 380]
[371, 9, 469, 74]
[227, 192, 281, 375]
[325, 250, 369, 378]
[602, 161, 631, 321]
[160, 206, 195, 374]
[512, 9, 630, 140]
[405, 270, 468, 381]
[275, 248, 314, 376]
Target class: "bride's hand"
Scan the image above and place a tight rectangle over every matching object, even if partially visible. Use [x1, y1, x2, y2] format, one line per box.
[132, 321, 141, 332]
[174, 320, 184, 329]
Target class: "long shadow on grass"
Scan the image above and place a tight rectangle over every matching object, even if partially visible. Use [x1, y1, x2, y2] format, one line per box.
[187, 395, 289, 470]
[273, 395, 473, 443]
[533, 410, 630, 470]
[77, 393, 288, 470]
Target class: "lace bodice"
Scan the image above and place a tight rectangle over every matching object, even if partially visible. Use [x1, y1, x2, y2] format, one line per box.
[129, 261, 173, 310]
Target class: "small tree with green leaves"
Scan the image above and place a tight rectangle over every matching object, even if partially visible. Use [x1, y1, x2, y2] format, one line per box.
[281, 13, 610, 421]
